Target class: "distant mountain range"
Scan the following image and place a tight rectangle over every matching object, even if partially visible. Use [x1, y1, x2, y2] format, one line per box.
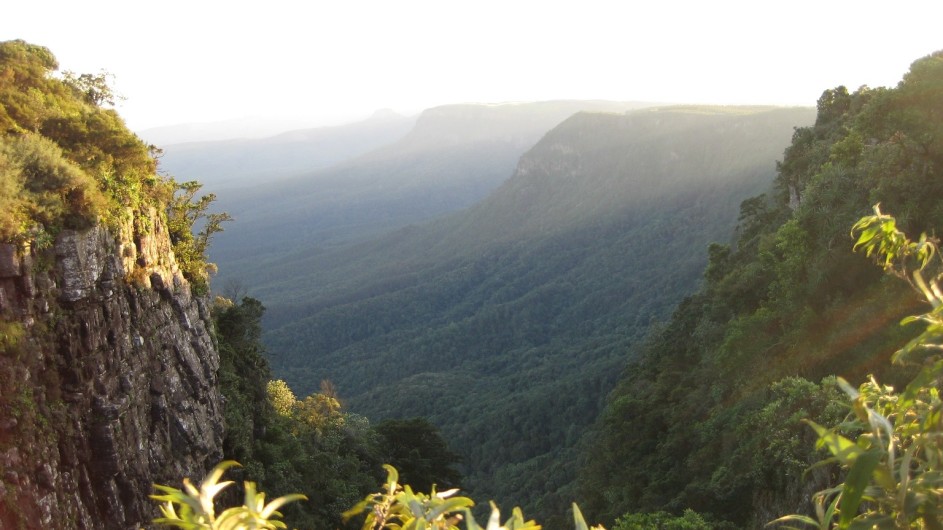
[203, 100, 654, 285]
[138, 115, 341, 145]
[152, 110, 416, 189]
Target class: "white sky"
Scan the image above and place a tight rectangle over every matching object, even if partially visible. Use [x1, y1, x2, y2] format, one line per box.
[5, 0, 942, 132]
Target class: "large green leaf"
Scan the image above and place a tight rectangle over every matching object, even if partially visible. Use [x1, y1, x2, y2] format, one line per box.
[839, 450, 881, 528]
[807, 421, 864, 465]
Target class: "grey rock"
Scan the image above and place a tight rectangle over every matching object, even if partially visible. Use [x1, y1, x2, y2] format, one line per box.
[0, 244, 19, 277]
[2, 211, 224, 529]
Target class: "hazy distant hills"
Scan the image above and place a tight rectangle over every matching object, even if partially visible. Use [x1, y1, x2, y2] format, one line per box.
[138, 115, 336, 145]
[254, 105, 816, 524]
[153, 110, 417, 189]
[208, 100, 653, 285]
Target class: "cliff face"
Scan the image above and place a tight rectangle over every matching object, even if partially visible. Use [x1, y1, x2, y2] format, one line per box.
[0, 208, 224, 529]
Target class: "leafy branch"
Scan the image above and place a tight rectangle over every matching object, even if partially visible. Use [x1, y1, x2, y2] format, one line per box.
[771, 206, 943, 529]
[166, 179, 232, 293]
[344, 465, 601, 530]
[151, 461, 306, 530]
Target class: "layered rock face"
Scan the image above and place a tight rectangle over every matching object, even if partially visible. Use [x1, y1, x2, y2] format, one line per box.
[0, 210, 224, 529]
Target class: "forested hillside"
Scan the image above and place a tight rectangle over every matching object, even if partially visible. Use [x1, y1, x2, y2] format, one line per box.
[579, 50, 943, 528]
[256, 105, 814, 526]
[212, 295, 463, 530]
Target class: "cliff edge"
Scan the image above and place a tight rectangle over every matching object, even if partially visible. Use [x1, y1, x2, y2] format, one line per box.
[0, 207, 224, 529]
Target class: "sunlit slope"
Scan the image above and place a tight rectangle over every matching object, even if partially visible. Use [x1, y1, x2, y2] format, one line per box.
[580, 52, 943, 529]
[259, 105, 815, 525]
[207, 101, 651, 286]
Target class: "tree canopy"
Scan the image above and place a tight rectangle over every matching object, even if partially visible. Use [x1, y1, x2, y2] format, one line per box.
[579, 50, 943, 527]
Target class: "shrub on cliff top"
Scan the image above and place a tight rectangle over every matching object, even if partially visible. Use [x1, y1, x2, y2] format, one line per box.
[0, 39, 166, 241]
[0, 39, 228, 291]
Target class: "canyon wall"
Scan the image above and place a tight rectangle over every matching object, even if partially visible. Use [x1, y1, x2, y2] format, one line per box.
[0, 208, 223, 529]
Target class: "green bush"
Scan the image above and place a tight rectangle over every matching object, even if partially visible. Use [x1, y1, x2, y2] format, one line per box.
[0, 133, 105, 241]
[612, 510, 728, 530]
[773, 207, 943, 528]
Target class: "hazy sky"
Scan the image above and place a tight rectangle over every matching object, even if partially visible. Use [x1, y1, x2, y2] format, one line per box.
[5, 0, 942, 133]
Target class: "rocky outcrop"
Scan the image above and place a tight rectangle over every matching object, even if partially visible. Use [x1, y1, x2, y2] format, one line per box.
[0, 209, 223, 529]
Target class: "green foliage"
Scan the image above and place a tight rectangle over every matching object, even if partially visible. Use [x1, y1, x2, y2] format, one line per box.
[774, 210, 943, 529]
[851, 205, 936, 283]
[215, 296, 272, 467]
[61, 70, 121, 107]
[168, 180, 232, 294]
[0, 39, 168, 244]
[375, 418, 463, 493]
[0, 39, 228, 297]
[344, 465, 476, 530]
[215, 296, 467, 530]
[581, 50, 943, 527]
[0, 131, 105, 241]
[0, 320, 23, 353]
[152, 464, 602, 530]
[151, 461, 306, 529]
[345, 465, 591, 530]
[245, 107, 810, 527]
[0, 39, 228, 298]
[267, 380, 296, 418]
[612, 510, 730, 530]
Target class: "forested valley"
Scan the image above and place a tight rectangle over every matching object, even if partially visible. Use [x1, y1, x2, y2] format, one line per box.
[243, 105, 814, 527]
[4, 36, 943, 530]
[213, 50, 943, 528]
[142, 48, 943, 528]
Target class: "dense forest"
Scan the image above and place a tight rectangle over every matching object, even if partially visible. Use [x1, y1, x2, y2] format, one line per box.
[579, 50, 943, 527]
[252, 105, 814, 527]
[213, 295, 462, 530]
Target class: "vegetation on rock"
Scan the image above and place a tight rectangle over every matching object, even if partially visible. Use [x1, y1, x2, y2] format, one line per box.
[0, 39, 226, 289]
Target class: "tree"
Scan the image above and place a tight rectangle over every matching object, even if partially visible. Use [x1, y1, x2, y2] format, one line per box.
[266, 380, 296, 418]
[62, 70, 122, 107]
[167, 179, 232, 292]
[375, 418, 463, 492]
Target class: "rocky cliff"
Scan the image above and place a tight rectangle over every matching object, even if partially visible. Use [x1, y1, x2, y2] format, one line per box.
[0, 208, 224, 529]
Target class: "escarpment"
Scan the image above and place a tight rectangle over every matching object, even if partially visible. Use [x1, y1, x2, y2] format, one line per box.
[0, 207, 224, 529]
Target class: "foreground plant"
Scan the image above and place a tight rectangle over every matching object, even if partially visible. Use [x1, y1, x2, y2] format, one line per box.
[344, 465, 601, 530]
[771, 206, 943, 529]
[151, 460, 306, 529]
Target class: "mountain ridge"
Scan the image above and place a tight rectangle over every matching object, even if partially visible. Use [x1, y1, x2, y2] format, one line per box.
[154, 111, 417, 189]
[253, 104, 815, 527]
[207, 100, 657, 285]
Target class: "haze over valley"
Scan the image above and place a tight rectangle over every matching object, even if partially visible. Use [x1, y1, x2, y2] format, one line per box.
[4, 3, 943, 529]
